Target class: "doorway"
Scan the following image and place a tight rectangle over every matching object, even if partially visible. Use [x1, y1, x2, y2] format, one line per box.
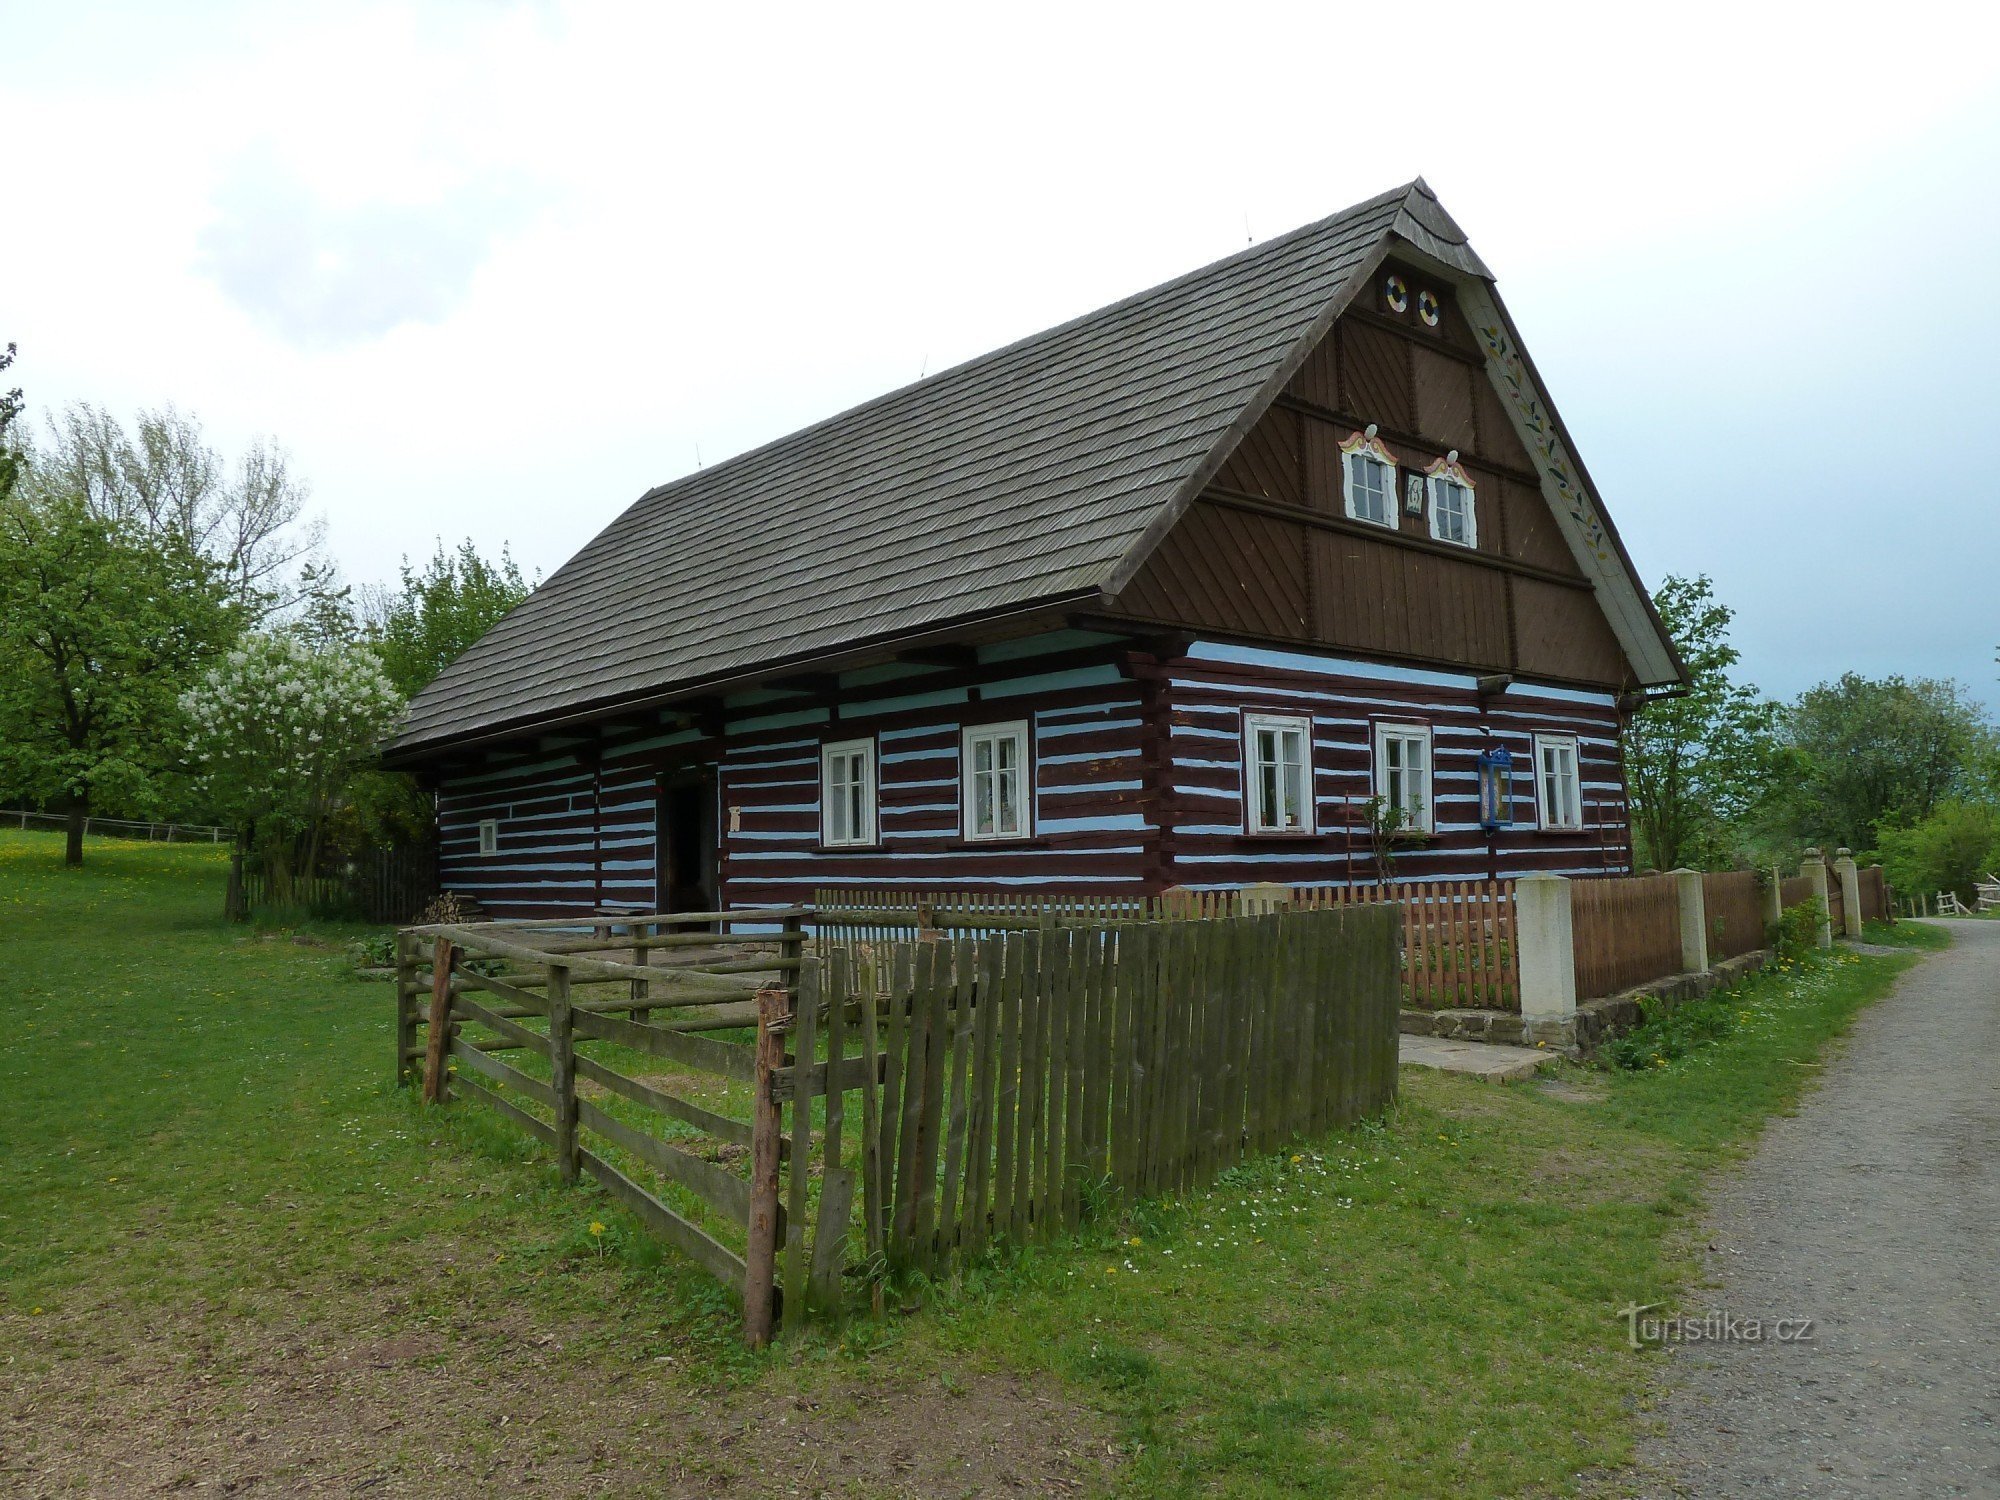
[655, 770, 718, 914]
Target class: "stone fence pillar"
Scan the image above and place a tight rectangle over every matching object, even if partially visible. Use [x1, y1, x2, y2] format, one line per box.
[1834, 848, 1864, 938]
[1802, 848, 1834, 950]
[1239, 881, 1293, 915]
[1516, 874, 1576, 1023]
[1764, 865, 1785, 933]
[1672, 868, 1709, 974]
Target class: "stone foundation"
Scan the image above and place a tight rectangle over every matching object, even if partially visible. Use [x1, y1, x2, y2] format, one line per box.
[1399, 949, 1772, 1058]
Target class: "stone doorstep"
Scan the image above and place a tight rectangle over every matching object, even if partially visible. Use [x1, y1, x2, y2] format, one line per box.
[1398, 948, 1774, 1060]
[1398, 1033, 1555, 1083]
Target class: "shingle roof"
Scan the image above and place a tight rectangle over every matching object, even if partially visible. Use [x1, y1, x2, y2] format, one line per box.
[392, 181, 1489, 755]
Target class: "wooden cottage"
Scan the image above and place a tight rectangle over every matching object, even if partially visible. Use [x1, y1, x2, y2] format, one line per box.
[386, 181, 1685, 919]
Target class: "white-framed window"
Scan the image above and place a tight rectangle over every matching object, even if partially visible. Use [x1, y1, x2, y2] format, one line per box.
[1339, 429, 1399, 529]
[477, 819, 498, 856]
[962, 722, 1031, 841]
[1372, 722, 1434, 834]
[1426, 462, 1477, 548]
[1243, 712, 1314, 834]
[820, 738, 877, 848]
[1535, 734, 1583, 832]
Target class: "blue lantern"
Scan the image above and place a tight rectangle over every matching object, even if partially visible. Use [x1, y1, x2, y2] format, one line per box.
[1477, 747, 1513, 831]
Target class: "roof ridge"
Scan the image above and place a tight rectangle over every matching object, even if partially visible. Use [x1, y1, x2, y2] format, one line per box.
[630, 181, 1429, 510]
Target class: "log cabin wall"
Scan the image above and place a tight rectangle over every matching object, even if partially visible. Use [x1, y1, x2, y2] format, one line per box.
[1146, 640, 1631, 889]
[1110, 260, 1635, 692]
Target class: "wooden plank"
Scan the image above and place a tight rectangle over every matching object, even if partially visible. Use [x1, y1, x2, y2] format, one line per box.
[448, 1034, 557, 1108]
[938, 938, 976, 1260]
[744, 985, 787, 1348]
[1041, 926, 1070, 1233]
[809, 1167, 855, 1314]
[783, 964, 817, 1330]
[880, 943, 914, 1255]
[965, 930, 1003, 1256]
[571, 1052, 754, 1148]
[1017, 927, 1048, 1237]
[452, 969, 552, 1016]
[570, 1007, 756, 1082]
[448, 993, 552, 1058]
[992, 930, 1023, 1245]
[579, 1147, 748, 1293]
[577, 1098, 751, 1224]
[855, 949, 887, 1269]
[452, 1074, 556, 1147]
[910, 941, 950, 1269]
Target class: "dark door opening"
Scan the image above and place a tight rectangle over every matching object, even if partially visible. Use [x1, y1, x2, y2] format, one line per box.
[656, 771, 718, 914]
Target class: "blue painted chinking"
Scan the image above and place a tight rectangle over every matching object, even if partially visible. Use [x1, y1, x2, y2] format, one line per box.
[392, 183, 1683, 916]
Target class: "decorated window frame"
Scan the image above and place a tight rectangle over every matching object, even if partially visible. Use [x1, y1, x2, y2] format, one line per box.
[1242, 711, 1315, 836]
[820, 737, 878, 848]
[1338, 426, 1399, 530]
[1425, 452, 1478, 548]
[1533, 733, 1583, 832]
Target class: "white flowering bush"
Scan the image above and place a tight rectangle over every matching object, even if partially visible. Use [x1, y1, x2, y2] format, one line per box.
[181, 633, 404, 861]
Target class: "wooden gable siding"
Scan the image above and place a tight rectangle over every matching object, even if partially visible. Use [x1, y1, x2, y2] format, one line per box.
[1108, 296, 1635, 692]
[1147, 642, 1630, 889]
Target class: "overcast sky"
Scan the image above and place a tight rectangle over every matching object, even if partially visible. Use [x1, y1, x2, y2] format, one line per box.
[6, 1, 1998, 713]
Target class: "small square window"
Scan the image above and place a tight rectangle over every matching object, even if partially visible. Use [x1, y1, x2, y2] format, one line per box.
[1372, 723, 1433, 834]
[1535, 734, 1583, 831]
[1244, 712, 1314, 834]
[477, 819, 498, 856]
[1345, 451, 1395, 527]
[962, 722, 1031, 841]
[821, 739, 877, 848]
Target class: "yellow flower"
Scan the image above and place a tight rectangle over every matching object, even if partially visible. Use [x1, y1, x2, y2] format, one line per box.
[589, 1221, 606, 1237]
[1128, 1236, 1142, 1247]
[1105, 1266, 1117, 1274]
[1290, 1154, 1302, 1164]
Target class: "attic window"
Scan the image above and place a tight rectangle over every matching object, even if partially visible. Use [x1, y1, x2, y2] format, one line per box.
[1425, 454, 1477, 548]
[1339, 429, 1398, 530]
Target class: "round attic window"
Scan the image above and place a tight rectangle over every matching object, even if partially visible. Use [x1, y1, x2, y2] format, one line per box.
[1418, 289, 1441, 327]
[1384, 274, 1409, 313]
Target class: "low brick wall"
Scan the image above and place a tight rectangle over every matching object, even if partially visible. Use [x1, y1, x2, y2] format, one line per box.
[1399, 949, 1772, 1057]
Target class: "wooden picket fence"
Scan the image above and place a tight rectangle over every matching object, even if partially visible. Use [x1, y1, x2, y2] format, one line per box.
[817, 904, 1402, 1277]
[1702, 869, 1767, 961]
[248, 843, 438, 922]
[818, 880, 1517, 1011]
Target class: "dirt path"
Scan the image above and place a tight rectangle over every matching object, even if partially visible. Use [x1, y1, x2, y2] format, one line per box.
[1637, 923, 2000, 1496]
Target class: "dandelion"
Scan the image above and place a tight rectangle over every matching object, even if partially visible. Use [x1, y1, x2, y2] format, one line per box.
[589, 1221, 605, 1237]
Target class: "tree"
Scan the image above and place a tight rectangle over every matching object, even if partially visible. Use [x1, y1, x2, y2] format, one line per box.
[1783, 673, 1994, 852]
[1875, 801, 2000, 908]
[180, 633, 404, 913]
[31, 402, 326, 618]
[0, 343, 22, 505]
[369, 539, 531, 698]
[1624, 575, 1782, 870]
[0, 493, 237, 864]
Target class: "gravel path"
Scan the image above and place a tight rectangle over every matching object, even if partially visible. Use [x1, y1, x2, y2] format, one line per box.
[1637, 922, 2000, 1496]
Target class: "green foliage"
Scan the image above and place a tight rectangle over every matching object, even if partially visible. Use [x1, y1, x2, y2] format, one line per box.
[1605, 986, 1741, 1070]
[0, 491, 238, 856]
[1875, 800, 2000, 906]
[1772, 898, 1825, 960]
[1626, 575, 1784, 870]
[1781, 672, 1995, 852]
[0, 342, 22, 506]
[371, 539, 531, 699]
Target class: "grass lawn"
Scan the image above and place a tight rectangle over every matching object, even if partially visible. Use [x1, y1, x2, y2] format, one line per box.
[0, 828, 1947, 1496]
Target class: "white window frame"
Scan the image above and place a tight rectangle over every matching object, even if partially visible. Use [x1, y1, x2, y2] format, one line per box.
[1242, 711, 1315, 835]
[1425, 462, 1478, 548]
[1339, 430, 1399, 530]
[1534, 733, 1584, 832]
[820, 737, 877, 848]
[477, 819, 498, 856]
[1372, 721, 1435, 835]
[961, 721, 1032, 842]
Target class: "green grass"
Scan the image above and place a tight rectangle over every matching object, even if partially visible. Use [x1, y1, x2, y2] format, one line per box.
[0, 829, 1943, 1495]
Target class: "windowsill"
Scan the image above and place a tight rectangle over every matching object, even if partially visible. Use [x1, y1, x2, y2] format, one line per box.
[1241, 828, 1319, 841]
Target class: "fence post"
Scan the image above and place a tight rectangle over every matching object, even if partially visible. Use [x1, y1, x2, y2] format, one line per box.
[1672, 869, 1709, 974]
[1833, 849, 1864, 938]
[744, 984, 789, 1349]
[1764, 864, 1784, 934]
[394, 931, 420, 1086]
[548, 963, 577, 1185]
[1514, 874, 1576, 1022]
[421, 937, 457, 1103]
[1802, 850, 1834, 949]
[1239, 880, 1292, 915]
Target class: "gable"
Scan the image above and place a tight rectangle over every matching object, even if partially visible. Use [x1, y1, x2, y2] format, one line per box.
[1105, 285, 1657, 692]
